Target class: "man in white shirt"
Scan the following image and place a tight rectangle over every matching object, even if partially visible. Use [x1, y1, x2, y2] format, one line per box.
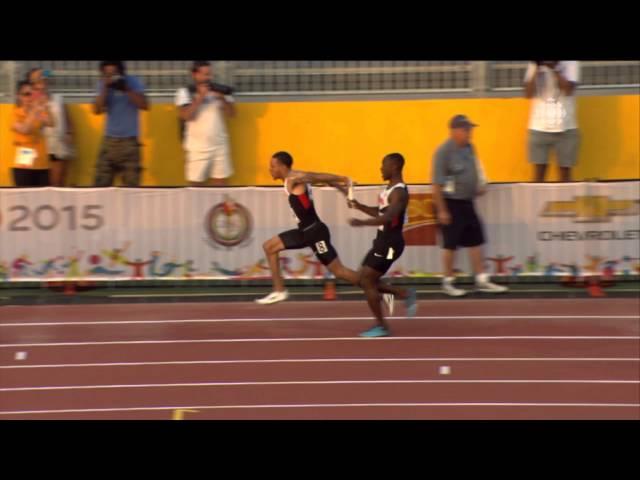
[175, 61, 236, 186]
[524, 61, 580, 182]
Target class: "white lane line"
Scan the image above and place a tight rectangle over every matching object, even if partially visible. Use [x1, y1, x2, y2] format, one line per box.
[107, 287, 640, 298]
[1, 315, 638, 326]
[102, 291, 477, 298]
[1, 379, 638, 392]
[1, 402, 639, 416]
[6, 297, 638, 307]
[1, 357, 639, 369]
[2, 336, 639, 348]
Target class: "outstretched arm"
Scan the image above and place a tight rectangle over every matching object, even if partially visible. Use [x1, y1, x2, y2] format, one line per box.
[289, 171, 349, 188]
[350, 188, 408, 227]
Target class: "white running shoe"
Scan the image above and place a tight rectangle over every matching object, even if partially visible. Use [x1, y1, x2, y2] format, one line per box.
[255, 290, 289, 305]
[442, 277, 467, 297]
[383, 294, 395, 315]
[475, 273, 508, 293]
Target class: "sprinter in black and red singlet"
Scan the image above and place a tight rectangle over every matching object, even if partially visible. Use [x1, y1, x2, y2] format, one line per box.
[255, 151, 360, 305]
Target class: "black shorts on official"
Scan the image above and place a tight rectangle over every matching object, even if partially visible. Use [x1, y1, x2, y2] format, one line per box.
[278, 221, 338, 266]
[439, 198, 485, 250]
[362, 238, 405, 275]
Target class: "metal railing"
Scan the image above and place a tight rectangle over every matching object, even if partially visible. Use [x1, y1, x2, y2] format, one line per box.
[488, 60, 640, 91]
[228, 61, 472, 95]
[0, 61, 17, 102]
[13, 60, 196, 97]
[1, 60, 638, 101]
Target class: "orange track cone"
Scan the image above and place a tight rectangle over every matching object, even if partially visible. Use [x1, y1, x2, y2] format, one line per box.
[323, 280, 337, 300]
[63, 281, 77, 296]
[587, 276, 605, 297]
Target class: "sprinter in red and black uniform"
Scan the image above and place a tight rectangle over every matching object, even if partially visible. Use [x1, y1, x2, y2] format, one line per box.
[256, 151, 359, 305]
[348, 153, 417, 337]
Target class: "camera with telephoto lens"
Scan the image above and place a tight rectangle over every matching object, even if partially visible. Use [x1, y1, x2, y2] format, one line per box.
[535, 61, 559, 68]
[207, 82, 234, 95]
[109, 74, 127, 91]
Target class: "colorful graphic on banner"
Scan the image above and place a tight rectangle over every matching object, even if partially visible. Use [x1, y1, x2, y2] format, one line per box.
[403, 193, 437, 246]
[0, 183, 637, 281]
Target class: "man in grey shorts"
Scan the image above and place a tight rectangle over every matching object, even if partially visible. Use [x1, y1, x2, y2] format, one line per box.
[524, 61, 580, 182]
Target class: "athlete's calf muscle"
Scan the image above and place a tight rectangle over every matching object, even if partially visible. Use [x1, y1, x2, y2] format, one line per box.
[327, 259, 360, 285]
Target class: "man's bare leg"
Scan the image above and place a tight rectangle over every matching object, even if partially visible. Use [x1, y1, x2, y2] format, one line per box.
[534, 164, 547, 183]
[255, 236, 290, 304]
[262, 236, 286, 292]
[359, 266, 390, 335]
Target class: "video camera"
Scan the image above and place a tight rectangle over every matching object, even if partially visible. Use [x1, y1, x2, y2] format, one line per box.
[109, 75, 127, 91]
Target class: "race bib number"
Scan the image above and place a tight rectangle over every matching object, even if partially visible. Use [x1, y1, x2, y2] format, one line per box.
[15, 147, 37, 167]
[315, 241, 328, 254]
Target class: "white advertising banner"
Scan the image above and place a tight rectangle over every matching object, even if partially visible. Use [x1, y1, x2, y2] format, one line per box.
[0, 182, 638, 282]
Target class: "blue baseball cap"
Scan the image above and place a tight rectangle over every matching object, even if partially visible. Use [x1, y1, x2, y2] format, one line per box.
[449, 114, 478, 129]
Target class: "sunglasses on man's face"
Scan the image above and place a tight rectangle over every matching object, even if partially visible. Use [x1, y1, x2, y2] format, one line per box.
[20, 92, 32, 97]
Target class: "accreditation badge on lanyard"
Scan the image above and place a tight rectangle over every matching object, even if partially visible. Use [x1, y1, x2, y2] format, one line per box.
[15, 147, 37, 167]
[444, 176, 455, 194]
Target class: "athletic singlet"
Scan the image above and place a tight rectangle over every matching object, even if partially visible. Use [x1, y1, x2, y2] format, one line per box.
[284, 177, 321, 229]
[376, 182, 408, 241]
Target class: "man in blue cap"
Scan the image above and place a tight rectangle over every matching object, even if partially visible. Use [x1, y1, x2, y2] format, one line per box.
[431, 114, 508, 297]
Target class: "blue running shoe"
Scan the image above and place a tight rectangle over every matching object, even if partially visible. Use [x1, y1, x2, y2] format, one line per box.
[359, 325, 390, 337]
[405, 289, 417, 318]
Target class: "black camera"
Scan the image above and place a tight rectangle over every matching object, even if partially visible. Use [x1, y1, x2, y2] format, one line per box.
[109, 75, 127, 91]
[535, 61, 559, 68]
[208, 82, 234, 95]
[188, 81, 235, 98]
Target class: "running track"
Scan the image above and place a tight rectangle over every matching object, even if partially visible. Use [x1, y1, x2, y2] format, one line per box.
[1, 298, 638, 419]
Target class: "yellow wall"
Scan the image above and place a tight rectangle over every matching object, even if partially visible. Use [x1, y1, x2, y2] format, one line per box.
[1, 95, 638, 186]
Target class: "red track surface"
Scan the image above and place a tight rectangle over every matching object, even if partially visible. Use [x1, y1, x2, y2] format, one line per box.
[1, 298, 638, 419]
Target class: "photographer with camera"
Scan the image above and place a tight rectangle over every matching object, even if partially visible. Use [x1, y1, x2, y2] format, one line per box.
[93, 60, 149, 186]
[524, 61, 580, 182]
[175, 61, 236, 186]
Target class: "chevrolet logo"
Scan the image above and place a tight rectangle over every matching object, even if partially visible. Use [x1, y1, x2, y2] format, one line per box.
[541, 196, 640, 223]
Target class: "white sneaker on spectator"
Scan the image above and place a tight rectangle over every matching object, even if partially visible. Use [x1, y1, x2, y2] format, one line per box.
[475, 273, 508, 293]
[255, 290, 289, 305]
[442, 277, 467, 297]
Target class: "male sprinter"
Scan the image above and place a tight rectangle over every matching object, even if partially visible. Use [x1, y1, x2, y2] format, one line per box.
[256, 151, 361, 304]
[348, 153, 416, 337]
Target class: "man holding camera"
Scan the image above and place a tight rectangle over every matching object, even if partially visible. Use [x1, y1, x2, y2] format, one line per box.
[93, 60, 149, 187]
[175, 61, 236, 186]
[524, 61, 580, 182]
